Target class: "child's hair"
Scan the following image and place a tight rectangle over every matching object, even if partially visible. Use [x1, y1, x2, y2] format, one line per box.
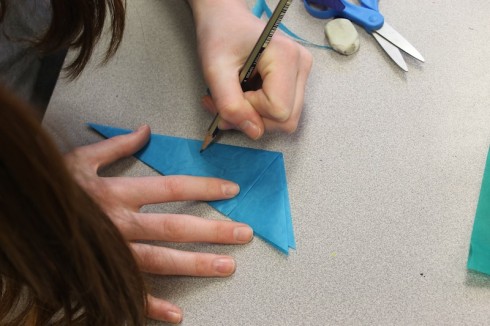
[0, 84, 147, 325]
[0, 0, 126, 78]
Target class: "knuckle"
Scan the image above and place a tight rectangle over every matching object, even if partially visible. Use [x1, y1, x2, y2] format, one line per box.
[302, 49, 313, 71]
[132, 244, 157, 269]
[215, 222, 229, 242]
[161, 217, 186, 241]
[217, 101, 241, 121]
[207, 181, 222, 199]
[279, 37, 302, 59]
[161, 176, 185, 197]
[65, 147, 86, 168]
[194, 255, 210, 275]
[83, 177, 111, 206]
[302, 50, 313, 73]
[68, 147, 84, 159]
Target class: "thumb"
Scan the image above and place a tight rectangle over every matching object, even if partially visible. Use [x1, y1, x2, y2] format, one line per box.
[78, 124, 151, 171]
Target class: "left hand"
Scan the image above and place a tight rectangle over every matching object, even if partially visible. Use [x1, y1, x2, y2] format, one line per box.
[188, 0, 313, 139]
[64, 125, 254, 324]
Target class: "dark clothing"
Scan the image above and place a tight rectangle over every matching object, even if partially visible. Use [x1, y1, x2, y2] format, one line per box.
[0, 0, 65, 117]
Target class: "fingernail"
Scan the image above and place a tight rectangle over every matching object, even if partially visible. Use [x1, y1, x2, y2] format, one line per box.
[166, 310, 182, 324]
[213, 257, 235, 275]
[239, 120, 261, 139]
[136, 124, 147, 132]
[222, 182, 239, 197]
[234, 226, 253, 243]
[272, 108, 289, 122]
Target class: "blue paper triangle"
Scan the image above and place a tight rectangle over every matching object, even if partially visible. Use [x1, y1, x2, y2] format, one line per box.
[88, 123, 295, 254]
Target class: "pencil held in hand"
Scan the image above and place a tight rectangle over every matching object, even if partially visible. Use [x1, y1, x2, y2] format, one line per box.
[200, 0, 293, 152]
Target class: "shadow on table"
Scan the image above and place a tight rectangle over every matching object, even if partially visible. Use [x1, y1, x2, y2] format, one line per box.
[465, 270, 490, 288]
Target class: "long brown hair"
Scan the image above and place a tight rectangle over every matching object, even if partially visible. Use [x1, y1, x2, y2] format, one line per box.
[0, 84, 147, 324]
[0, 0, 126, 78]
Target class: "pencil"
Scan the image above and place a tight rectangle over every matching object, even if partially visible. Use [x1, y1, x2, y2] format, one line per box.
[200, 0, 293, 152]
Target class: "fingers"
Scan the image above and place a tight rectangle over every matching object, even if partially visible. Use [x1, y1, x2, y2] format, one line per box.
[246, 43, 301, 122]
[201, 37, 313, 137]
[131, 243, 237, 277]
[255, 46, 313, 133]
[123, 212, 253, 243]
[75, 124, 151, 171]
[147, 295, 183, 324]
[205, 65, 264, 140]
[105, 175, 240, 208]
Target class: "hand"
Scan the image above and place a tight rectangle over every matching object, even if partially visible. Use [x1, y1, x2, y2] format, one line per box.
[188, 0, 313, 139]
[64, 125, 254, 324]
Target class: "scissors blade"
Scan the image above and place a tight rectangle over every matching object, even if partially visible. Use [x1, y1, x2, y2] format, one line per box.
[372, 33, 408, 71]
[375, 22, 425, 62]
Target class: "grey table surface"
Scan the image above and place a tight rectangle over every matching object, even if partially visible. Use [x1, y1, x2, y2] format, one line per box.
[45, 0, 490, 325]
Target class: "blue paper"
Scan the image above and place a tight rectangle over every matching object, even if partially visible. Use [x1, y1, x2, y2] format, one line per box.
[467, 147, 490, 275]
[88, 123, 295, 254]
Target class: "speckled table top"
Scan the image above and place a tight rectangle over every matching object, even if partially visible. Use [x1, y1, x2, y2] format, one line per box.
[46, 1, 490, 325]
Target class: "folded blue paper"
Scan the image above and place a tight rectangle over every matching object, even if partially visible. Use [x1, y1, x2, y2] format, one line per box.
[89, 123, 295, 254]
[467, 147, 490, 275]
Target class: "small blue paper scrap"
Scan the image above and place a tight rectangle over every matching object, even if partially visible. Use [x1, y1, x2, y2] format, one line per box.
[89, 123, 296, 254]
[467, 147, 490, 275]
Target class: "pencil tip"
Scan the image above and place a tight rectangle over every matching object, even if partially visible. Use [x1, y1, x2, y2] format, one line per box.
[200, 135, 212, 153]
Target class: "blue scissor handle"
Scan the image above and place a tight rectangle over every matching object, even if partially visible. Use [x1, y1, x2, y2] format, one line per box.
[359, 0, 379, 12]
[304, 0, 384, 32]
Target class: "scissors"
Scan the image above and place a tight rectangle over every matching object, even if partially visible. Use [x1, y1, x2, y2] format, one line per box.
[304, 0, 424, 71]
